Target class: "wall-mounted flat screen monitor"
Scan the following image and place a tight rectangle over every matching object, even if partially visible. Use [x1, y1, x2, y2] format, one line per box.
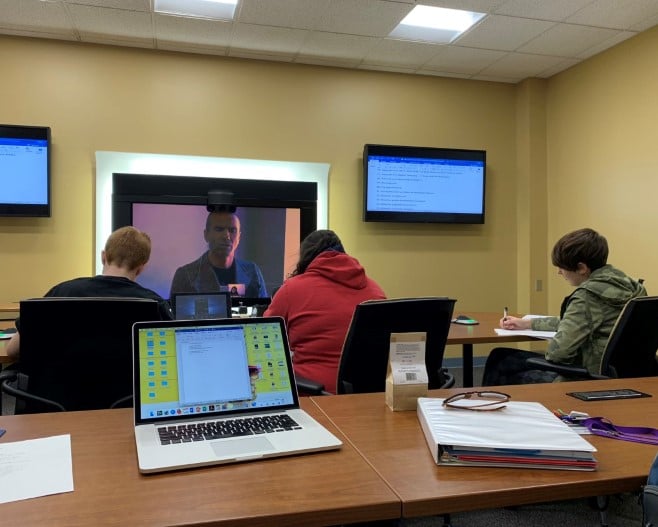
[0, 124, 51, 217]
[112, 174, 317, 305]
[363, 144, 486, 224]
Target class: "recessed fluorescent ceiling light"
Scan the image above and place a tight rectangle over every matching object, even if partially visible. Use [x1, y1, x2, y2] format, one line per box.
[154, 0, 238, 21]
[389, 5, 485, 44]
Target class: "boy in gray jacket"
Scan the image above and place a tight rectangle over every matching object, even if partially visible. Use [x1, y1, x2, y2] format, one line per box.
[483, 228, 646, 385]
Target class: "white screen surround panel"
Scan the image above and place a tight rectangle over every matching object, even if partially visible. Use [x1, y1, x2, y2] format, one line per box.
[95, 151, 329, 274]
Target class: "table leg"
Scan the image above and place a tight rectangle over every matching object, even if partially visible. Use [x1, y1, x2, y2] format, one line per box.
[462, 344, 474, 387]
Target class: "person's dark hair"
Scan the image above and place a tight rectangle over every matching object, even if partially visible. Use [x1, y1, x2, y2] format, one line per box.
[290, 229, 345, 277]
[551, 228, 608, 272]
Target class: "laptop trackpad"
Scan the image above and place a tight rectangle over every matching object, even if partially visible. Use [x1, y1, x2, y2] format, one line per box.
[211, 436, 275, 458]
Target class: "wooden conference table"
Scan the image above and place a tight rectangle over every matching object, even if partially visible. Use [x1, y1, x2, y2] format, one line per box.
[2, 378, 657, 525]
[311, 376, 658, 519]
[448, 311, 543, 387]
[0, 399, 400, 527]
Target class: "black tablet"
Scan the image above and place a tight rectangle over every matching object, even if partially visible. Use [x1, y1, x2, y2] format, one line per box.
[567, 389, 651, 401]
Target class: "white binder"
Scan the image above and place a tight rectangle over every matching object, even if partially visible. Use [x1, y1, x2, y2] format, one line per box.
[417, 398, 597, 471]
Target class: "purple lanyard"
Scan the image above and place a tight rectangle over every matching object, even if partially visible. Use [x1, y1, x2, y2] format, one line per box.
[583, 417, 658, 445]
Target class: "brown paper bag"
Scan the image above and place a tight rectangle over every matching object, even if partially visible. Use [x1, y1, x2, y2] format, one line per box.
[385, 332, 428, 411]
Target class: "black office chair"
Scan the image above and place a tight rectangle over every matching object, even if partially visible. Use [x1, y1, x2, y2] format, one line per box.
[298, 297, 457, 395]
[0, 297, 160, 414]
[526, 295, 658, 380]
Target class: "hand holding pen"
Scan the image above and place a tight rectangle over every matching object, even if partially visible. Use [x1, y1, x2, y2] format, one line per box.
[500, 308, 532, 330]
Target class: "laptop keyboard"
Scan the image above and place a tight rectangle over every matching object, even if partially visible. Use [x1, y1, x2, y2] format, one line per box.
[157, 414, 302, 445]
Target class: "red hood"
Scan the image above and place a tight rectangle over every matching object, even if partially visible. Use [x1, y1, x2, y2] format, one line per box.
[305, 251, 369, 290]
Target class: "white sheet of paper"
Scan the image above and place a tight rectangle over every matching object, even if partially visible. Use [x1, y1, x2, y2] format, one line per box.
[0, 434, 74, 504]
[494, 328, 556, 340]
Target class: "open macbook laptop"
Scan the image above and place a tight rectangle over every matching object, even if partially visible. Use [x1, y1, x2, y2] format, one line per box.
[173, 292, 232, 320]
[132, 316, 342, 473]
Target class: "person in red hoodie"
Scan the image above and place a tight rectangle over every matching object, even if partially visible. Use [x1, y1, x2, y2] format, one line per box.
[264, 229, 386, 394]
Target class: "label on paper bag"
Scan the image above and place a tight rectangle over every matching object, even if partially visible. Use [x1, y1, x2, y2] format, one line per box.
[386, 332, 428, 411]
[389, 332, 428, 384]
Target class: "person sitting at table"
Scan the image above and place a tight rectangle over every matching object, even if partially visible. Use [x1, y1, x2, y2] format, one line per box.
[264, 229, 386, 394]
[482, 227, 646, 386]
[5, 226, 173, 361]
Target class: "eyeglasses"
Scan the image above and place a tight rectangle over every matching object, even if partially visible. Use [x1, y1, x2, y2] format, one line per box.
[442, 391, 510, 411]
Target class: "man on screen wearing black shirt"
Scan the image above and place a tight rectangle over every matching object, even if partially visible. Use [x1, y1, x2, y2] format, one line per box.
[169, 211, 267, 299]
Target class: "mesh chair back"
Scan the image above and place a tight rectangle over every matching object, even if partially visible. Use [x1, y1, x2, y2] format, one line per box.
[336, 297, 456, 394]
[17, 297, 160, 413]
[601, 296, 658, 378]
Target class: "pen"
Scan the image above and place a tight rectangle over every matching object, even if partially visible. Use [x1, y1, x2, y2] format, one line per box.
[503, 307, 508, 321]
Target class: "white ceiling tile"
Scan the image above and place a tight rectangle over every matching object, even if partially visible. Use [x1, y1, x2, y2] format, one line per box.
[361, 38, 442, 68]
[519, 23, 622, 57]
[454, 14, 556, 51]
[315, 0, 411, 36]
[423, 46, 506, 74]
[630, 11, 658, 31]
[155, 13, 232, 47]
[66, 0, 150, 11]
[228, 49, 294, 62]
[493, 0, 593, 21]
[80, 35, 153, 48]
[68, 4, 152, 39]
[157, 41, 228, 56]
[299, 31, 377, 60]
[237, 0, 329, 30]
[358, 63, 419, 74]
[418, 69, 472, 80]
[471, 72, 522, 83]
[479, 51, 567, 77]
[0, 0, 74, 34]
[0, 0, 657, 83]
[566, 0, 658, 29]
[576, 30, 638, 59]
[535, 58, 581, 78]
[295, 55, 361, 68]
[231, 23, 308, 54]
[0, 27, 77, 40]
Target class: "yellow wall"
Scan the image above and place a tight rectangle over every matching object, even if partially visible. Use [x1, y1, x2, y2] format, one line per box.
[0, 36, 518, 323]
[545, 25, 658, 308]
[3, 25, 657, 359]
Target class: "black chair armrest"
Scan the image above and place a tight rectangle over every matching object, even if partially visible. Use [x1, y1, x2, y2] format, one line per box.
[110, 394, 133, 409]
[0, 372, 66, 413]
[439, 368, 456, 389]
[0, 368, 18, 386]
[525, 357, 604, 380]
[295, 375, 332, 396]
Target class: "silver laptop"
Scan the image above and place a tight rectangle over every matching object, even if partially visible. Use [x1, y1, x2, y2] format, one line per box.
[132, 316, 342, 473]
[173, 292, 231, 320]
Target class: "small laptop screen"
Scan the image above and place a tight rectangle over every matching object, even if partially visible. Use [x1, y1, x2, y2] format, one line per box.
[134, 318, 297, 422]
[173, 293, 231, 320]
